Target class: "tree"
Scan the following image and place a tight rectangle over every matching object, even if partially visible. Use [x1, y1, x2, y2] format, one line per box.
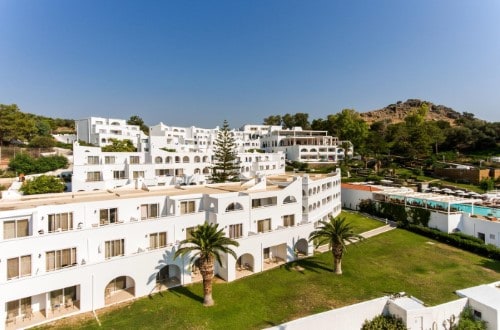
[308, 216, 363, 274]
[127, 115, 149, 135]
[101, 139, 136, 152]
[0, 104, 37, 145]
[174, 223, 239, 306]
[29, 136, 56, 148]
[35, 119, 52, 136]
[210, 120, 240, 183]
[20, 175, 66, 195]
[326, 109, 369, 153]
[281, 113, 310, 129]
[263, 115, 282, 126]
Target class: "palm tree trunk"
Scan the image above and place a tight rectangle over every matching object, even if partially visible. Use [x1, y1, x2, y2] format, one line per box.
[200, 257, 215, 306]
[332, 246, 343, 275]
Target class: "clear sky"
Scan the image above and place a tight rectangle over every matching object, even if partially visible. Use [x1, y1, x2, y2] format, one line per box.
[1, 0, 499, 128]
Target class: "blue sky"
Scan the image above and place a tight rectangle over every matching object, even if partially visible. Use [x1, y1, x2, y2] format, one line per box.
[1, 0, 499, 128]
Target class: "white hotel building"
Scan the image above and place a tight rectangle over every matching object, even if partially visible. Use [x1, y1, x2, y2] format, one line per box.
[1, 171, 341, 329]
[71, 143, 286, 191]
[75, 117, 149, 151]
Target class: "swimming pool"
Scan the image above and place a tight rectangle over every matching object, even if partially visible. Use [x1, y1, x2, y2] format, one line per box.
[390, 195, 500, 218]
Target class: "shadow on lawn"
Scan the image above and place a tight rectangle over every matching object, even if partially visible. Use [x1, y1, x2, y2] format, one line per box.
[478, 259, 500, 272]
[281, 257, 333, 274]
[164, 285, 204, 304]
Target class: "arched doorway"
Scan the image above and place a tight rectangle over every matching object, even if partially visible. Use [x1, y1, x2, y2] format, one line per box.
[294, 239, 309, 257]
[104, 276, 135, 305]
[156, 265, 181, 289]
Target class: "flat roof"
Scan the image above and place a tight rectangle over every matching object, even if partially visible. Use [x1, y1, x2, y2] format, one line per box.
[1, 173, 326, 211]
[390, 296, 425, 310]
[456, 282, 500, 310]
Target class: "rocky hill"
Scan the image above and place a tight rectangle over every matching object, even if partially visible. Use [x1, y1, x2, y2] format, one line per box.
[359, 99, 462, 125]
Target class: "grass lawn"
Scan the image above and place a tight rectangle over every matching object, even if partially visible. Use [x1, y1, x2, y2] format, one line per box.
[340, 210, 384, 234]
[42, 228, 499, 330]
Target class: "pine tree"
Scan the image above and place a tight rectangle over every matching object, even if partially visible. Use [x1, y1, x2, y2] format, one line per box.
[210, 120, 240, 183]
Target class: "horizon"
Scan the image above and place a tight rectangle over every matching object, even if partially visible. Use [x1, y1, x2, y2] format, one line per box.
[1, 1, 499, 127]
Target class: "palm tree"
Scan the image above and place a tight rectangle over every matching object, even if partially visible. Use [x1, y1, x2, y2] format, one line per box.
[174, 222, 239, 306]
[308, 216, 363, 275]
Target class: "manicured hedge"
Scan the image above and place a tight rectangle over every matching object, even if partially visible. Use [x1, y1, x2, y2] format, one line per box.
[406, 224, 500, 260]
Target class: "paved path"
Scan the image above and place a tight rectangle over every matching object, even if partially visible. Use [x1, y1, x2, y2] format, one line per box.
[315, 222, 397, 253]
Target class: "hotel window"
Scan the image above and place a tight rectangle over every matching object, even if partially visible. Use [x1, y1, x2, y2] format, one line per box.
[133, 171, 145, 179]
[180, 201, 196, 214]
[283, 214, 295, 227]
[229, 224, 243, 239]
[86, 171, 102, 182]
[46, 248, 77, 271]
[225, 203, 243, 212]
[129, 156, 140, 164]
[104, 156, 115, 164]
[48, 213, 73, 233]
[283, 196, 297, 204]
[7, 255, 31, 280]
[141, 203, 159, 220]
[251, 197, 277, 208]
[257, 219, 271, 233]
[3, 219, 29, 239]
[100, 208, 118, 225]
[113, 170, 126, 179]
[50, 286, 76, 311]
[87, 156, 99, 165]
[149, 232, 167, 250]
[105, 239, 124, 259]
[6, 297, 31, 318]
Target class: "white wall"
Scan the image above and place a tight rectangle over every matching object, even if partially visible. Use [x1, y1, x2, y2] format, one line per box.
[266, 297, 390, 330]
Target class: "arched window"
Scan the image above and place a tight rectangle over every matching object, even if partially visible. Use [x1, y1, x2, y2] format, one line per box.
[155, 156, 163, 164]
[283, 196, 297, 204]
[175, 156, 181, 163]
[166, 156, 172, 163]
[194, 156, 201, 163]
[310, 148, 317, 152]
[183, 156, 189, 163]
[225, 202, 243, 212]
[301, 148, 307, 152]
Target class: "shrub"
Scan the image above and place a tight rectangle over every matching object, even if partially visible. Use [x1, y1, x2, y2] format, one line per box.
[28, 136, 56, 148]
[20, 175, 66, 195]
[456, 306, 487, 330]
[362, 314, 407, 330]
[406, 225, 500, 260]
[8, 154, 68, 174]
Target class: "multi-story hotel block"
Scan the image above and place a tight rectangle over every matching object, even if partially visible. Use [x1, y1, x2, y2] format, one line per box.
[78, 117, 351, 164]
[1, 171, 341, 329]
[71, 143, 286, 191]
[75, 117, 149, 151]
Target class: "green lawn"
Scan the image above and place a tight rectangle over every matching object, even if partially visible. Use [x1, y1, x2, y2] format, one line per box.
[42, 228, 499, 330]
[340, 210, 385, 233]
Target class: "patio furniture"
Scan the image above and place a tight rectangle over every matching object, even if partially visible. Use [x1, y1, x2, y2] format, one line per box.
[23, 307, 33, 321]
[65, 298, 74, 310]
[6, 312, 16, 325]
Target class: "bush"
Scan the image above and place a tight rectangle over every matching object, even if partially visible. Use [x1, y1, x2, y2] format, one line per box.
[456, 306, 487, 330]
[20, 175, 66, 195]
[8, 154, 68, 175]
[28, 136, 56, 148]
[406, 225, 500, 260]
[362, 314, 407, 330]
